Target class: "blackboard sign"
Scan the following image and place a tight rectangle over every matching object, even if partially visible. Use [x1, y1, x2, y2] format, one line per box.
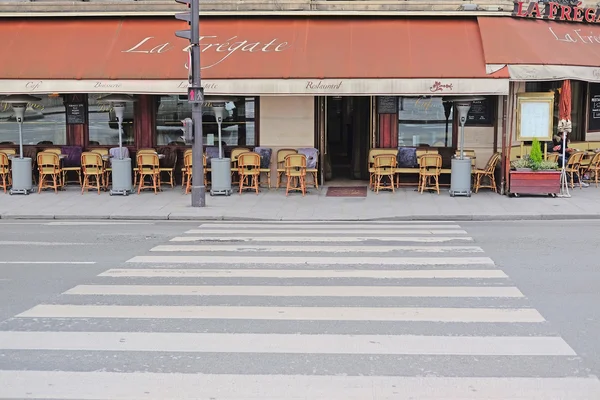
[377, 96, 398, 114]
[66, 103, 85, 124]
[465, 98, 493, 125]
[588, 83, 600, 132]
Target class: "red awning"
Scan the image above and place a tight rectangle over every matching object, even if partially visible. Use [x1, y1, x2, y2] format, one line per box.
[0, 17, 506, 80]
[478, 16, 600, 81]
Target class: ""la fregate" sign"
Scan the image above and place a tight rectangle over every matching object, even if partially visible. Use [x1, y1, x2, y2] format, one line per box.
[512, 0, 600, 23]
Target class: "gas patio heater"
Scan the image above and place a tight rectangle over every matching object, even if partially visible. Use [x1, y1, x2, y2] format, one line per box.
[3, 94, 41, 195]
[444, 96, 484, 197]
[207, 97, 236, 196]
[97, 94, 136, 196]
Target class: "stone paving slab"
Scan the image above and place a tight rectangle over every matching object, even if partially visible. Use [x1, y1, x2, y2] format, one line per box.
[1, 184, 600, 221]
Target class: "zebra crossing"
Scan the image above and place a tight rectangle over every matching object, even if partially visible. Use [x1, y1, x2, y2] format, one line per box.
[0, 220, 599, 399]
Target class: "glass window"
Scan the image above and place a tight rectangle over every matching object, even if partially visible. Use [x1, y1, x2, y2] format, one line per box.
[87, 94, 135, 146]
[155, 96, 257, 146]
[0, 94, 66, 145]
[397, 97, 453, 147]
[525, 81, 585, 142]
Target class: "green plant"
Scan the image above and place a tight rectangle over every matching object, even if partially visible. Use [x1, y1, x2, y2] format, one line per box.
[511, 156, 531, 169]
[529, 138, 543, 169]
[538, 160, 559, 170]
[511, 155, 558, 171]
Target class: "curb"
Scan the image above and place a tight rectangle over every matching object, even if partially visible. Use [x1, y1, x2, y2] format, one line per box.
[1, 213, 600, 222]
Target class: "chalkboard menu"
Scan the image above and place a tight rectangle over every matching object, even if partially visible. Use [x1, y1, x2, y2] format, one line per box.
[377, 96, 398, 114]
[66, 103, 85, 125]
[588, 83, 600, 132]
[465, 98, 493, 125]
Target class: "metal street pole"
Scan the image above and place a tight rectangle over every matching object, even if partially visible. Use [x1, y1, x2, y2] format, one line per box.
[190, 44, 206, 207]
[188, 0, 205, 207]
[175, 0, 205, 206]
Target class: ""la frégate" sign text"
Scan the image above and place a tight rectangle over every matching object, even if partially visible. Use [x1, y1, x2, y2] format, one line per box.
[512, 0, 600, 23]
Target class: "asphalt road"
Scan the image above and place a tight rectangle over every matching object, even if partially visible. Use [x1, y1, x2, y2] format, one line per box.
[463, 220, 600, 378]
[0, 220, 199, 322]
[0, 219, 599, 399]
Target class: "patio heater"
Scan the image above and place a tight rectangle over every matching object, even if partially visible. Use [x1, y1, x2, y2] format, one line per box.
[3, 94, 41, 195]
[206, 97, 235, 196]
[97, 94, 136, 196]
[444, 96, 484, 197]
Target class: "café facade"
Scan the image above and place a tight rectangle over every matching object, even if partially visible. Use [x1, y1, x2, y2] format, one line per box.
[2, 9, 599, 188]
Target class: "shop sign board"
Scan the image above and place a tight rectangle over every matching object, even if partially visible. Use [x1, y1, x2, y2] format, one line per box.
[66, 103, 85, 125]
[466, 98, 493, 126]
[512, 0, 600, 23]
[377, 97, 398, 114]
[587, 83, 600, 132]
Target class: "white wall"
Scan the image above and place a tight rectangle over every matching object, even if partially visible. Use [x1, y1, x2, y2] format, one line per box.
[463, 126, 495, 169]
[260, 96, 314, 148]
[259, 96, 315, 186]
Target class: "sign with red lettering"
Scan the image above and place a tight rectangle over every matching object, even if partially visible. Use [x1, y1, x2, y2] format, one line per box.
[512, 0, 600, 23]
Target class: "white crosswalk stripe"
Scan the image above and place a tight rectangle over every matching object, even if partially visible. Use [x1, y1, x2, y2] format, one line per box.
[171, 235, 475, 242]
[0, 220, 598, 399]
[127, 255, 496, 265]
[151, 244, 485, 253]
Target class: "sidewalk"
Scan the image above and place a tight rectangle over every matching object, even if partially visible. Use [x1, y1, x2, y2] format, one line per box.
[1, 184, 600, 221]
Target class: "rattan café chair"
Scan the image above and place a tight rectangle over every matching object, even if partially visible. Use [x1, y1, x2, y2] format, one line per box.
[37, 151, 62, 193]
[285, 153, 307, 196]
[473, 152, 501, 193]
[137, 152, 161, 194]
[81, 151, 105, 194]
[238, 152, 261, 194]
[418, 153, 442, 194]
[373, 154, 397, 193]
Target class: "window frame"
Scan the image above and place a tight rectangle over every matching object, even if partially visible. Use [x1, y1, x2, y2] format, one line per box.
[153, 95, 260, 150]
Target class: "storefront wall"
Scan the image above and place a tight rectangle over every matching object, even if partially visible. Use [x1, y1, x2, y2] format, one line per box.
[259, 96, 315, 185]
[0, 16, 511, 187]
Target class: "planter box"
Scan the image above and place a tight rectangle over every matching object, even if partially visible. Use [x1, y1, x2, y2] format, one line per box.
[509, 170, 561, 196]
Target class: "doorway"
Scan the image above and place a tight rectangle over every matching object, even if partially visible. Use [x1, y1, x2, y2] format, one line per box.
[322, 96, 371, 182]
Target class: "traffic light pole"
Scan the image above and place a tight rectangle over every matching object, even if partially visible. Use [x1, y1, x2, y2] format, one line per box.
[190, 41, 206, 207]
[175, 0, 205, 207]
[175, 0, 205, 206]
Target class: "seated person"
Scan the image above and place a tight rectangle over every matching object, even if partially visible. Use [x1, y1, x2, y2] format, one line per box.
[552, 134, 574, 167]
[552, 134, 588, 187]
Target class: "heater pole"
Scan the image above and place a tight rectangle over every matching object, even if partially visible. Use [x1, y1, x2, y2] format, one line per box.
[18, 122, 23, 159]
[117, 118, 123, 160]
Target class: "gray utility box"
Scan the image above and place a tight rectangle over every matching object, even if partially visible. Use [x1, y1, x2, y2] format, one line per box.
[110, 158, 133, 196]
[210, 157, 232, 196]
[10, 157, 32, 195]
[450, 157, 472, 197]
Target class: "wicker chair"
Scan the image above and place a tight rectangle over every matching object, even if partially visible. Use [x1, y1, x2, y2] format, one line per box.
[473, 153, 501, 193]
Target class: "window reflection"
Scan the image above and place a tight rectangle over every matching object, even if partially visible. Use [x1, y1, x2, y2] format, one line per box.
[526, 81, 584, 142]
[398, 97, 453, 147]
[0, 94, 66, 145]
[155, 96, 257, 146]
[87, 94, 135, 146]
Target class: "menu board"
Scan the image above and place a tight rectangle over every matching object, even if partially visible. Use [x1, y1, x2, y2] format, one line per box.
[519, 102, 552, 140]
[377, 96, 398, 114]
[465, 98, 493, 125]
[588, 83, 600, 132]
[66, 103, 85, 125]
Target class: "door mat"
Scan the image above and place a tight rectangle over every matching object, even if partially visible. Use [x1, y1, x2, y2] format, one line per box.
[326, 186, 368, 197]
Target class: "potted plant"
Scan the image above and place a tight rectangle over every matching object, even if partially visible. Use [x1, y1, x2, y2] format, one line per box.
[509, 138, 560, 197]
